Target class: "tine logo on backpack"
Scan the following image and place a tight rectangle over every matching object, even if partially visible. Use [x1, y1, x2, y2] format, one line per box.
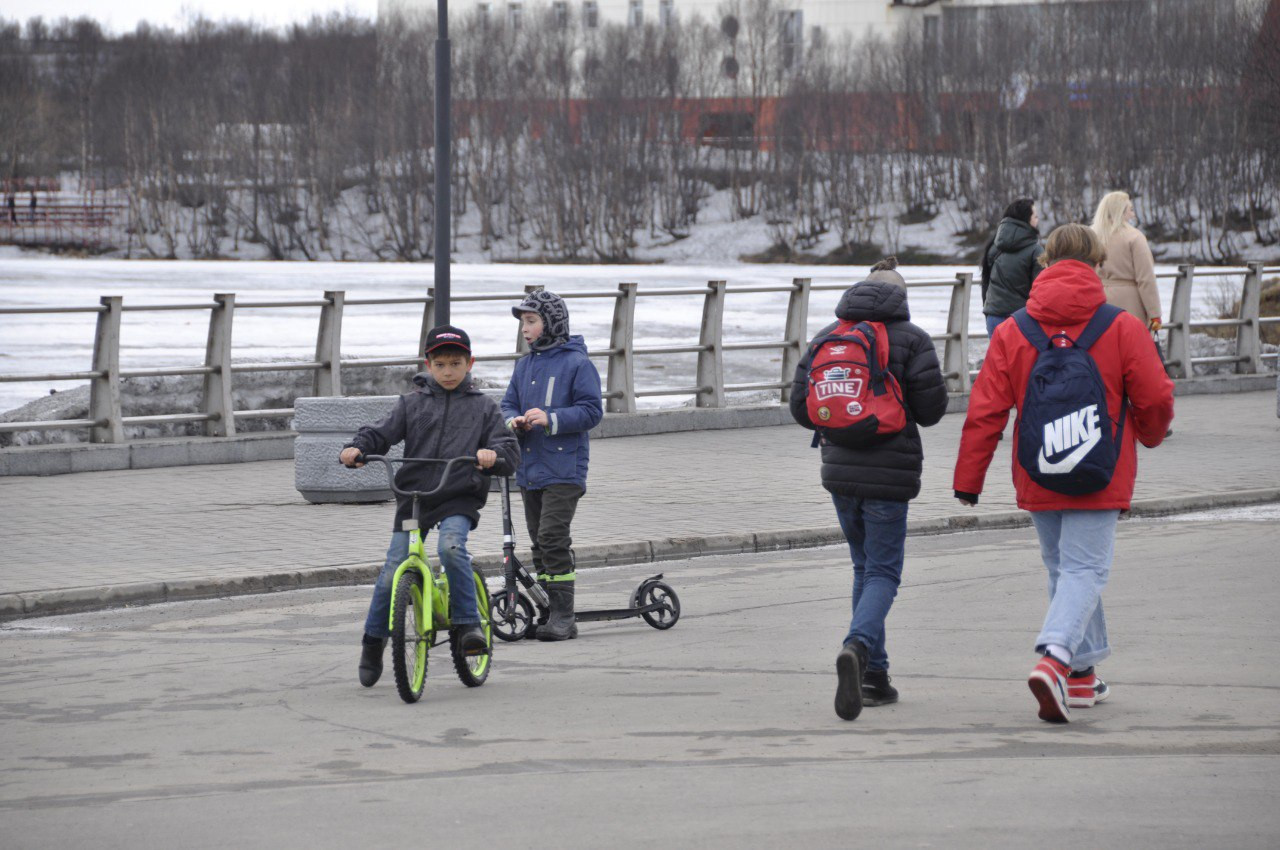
[802, 320, 908, 448]
[1038, 404, 1101, 473]
[815, 366, 863, 401]
[1012, 306, 1129, 495]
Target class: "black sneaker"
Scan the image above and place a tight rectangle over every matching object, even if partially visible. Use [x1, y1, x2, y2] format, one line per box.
[455, 624, 488, 656]
[862, 669, 899, 706]
[358, 635, 386, 687]
[835, 641, 868, 721]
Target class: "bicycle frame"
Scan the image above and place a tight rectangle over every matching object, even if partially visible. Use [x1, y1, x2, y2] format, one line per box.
[387, 520, 450, 640]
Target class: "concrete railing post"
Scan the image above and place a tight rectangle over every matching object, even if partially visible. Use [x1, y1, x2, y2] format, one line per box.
[515, 283, 543, 355]
[201, 293, 236, 437]
[697, 280, 727, 408]
[944, 273, 972, 393]
[606, 282, 637, 414]
[1166, 264, 1194, 379]
[313, 290, 344, 397]
[417, 287, 437, 360]
[1237, 262, 1264, 375]
[88, 295, 124, 443]
[780, 277, 811, 403]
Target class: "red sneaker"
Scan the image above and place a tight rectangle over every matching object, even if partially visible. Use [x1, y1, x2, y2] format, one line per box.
[1068, 668, 1110, 708]
[1028, 655, 1071, 723]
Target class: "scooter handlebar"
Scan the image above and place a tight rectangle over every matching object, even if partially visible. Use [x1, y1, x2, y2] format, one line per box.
[350, 454, 479, 499]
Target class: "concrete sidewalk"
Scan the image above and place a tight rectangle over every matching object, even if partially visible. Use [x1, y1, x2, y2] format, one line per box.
[1, 515, 1277, 847]
[1, 390, 1277, 618]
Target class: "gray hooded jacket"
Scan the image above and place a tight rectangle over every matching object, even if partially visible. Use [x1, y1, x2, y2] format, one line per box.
[343, 373, 520, 532]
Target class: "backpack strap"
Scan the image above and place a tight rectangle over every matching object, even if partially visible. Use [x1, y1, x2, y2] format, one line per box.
[850, 322, 889, 389]
[1012, 304, 1124, 352]
[1011, 308, 1050, 349]
[1073, 304, 1125, 351]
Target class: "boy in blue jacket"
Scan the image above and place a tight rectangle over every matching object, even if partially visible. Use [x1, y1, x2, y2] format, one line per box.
[501, 290, 603, 641]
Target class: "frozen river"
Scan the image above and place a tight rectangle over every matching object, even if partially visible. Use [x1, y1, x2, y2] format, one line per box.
[0, 256, 1222, 413]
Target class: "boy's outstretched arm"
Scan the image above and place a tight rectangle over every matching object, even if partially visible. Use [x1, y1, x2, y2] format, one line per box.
[500, 363, 524, 430]
[481, 409, 521, 477]
[545, 362, 603, 435]
[341, 397, 407, 465]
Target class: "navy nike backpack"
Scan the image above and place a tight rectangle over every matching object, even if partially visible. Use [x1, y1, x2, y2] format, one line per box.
[1012, 305, 1129, 496]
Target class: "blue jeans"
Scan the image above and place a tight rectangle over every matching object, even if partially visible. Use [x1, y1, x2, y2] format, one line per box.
[832, 494, 909, 672]
[1030, 510, 1118, 669]
[363, 514, 479, 638]
[985, 313, 1010, 338]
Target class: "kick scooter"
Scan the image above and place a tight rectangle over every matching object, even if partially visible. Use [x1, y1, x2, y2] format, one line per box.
[489, 476, 680, 642]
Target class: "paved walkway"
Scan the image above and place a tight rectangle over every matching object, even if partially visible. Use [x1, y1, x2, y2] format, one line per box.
[2, 517, 1278, 846]
[1, 391, 1277, 611]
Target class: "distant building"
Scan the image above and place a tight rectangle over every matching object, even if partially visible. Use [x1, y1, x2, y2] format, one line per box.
[380, 0, 944, 43]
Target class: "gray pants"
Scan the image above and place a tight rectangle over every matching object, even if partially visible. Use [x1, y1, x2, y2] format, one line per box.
[521, 484, 584, 577]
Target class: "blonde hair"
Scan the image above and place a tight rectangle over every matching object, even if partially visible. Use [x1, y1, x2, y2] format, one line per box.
[1038, 223, 1107, 268]
[1091, 191, 1131, 245]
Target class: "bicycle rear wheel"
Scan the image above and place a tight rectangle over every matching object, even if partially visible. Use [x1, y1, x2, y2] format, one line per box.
[452, 569, 492, 687]
[391, 570, 430, 703]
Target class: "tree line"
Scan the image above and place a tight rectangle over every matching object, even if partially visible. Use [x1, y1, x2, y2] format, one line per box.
[0, 0, 1274, 263]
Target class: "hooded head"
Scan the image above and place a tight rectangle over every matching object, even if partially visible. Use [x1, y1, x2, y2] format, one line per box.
[511, 289, 571, 352]
[864, 256, 906, 289]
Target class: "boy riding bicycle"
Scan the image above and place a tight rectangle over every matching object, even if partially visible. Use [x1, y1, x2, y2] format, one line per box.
[340, 325, 520, 687]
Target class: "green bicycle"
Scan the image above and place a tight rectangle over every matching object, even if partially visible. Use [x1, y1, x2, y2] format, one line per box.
[361, 454, 494, 704]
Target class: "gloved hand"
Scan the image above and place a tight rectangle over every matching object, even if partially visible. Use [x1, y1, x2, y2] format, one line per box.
[1149, 317, 1162, 332]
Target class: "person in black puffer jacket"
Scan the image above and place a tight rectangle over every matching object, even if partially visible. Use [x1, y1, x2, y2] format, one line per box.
[789, 258, 948, 721]
[980, 198, 1043, 338]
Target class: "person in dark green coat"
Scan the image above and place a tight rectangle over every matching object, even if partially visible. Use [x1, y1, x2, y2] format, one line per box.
[979, 198, 1043, 337]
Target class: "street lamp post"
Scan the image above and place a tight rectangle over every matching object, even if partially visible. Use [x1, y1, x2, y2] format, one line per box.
[434, 0, 452, 325]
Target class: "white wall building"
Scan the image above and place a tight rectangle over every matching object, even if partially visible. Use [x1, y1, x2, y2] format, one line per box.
[378, 1, 1140, 57]
[380, 0, 948, 42]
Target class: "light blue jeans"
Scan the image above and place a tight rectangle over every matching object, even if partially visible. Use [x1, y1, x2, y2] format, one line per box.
[363, 514, 479, 638]
[832, 494, 909, 672]
[1030, 509, 1119, 669]
[985, 313, 1010, 338]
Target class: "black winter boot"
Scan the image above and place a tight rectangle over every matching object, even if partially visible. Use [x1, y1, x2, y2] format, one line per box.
[536, 580, 577, 641]
[861, 669, 899, 706]
[455, 623, 488, 656]
[835, 640, 869, 720]
[359, 634, 387, 687]
[527, 577, 550, 641]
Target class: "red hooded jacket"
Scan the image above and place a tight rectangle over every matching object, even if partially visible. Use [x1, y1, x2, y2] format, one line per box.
[953, 259, 1175, 511]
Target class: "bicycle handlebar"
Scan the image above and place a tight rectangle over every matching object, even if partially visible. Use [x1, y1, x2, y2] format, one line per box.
[348, 454, 480, 499]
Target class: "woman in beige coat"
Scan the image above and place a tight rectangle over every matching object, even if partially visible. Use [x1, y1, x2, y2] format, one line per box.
[1091, 191, 1162, 331]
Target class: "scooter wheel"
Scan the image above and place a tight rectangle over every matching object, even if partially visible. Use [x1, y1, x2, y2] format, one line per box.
[638, 581, 680, 630]
[491, 590, 533, 642]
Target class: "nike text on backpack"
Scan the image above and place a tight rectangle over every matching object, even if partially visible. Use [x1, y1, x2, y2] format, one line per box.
[804, 320, 909, 448]
[1012, 305, 1129, 496]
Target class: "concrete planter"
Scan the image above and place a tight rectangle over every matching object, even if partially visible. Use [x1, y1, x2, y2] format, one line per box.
[294, 395, 402, 503]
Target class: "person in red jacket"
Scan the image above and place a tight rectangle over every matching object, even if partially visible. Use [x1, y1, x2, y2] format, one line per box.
[953, 223, 1174, 723]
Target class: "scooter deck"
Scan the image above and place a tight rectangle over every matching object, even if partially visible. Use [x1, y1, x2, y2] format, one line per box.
[574, 602, 666, 623]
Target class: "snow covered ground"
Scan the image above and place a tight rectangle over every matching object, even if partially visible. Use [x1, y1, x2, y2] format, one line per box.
[0, 254, 1253, 414]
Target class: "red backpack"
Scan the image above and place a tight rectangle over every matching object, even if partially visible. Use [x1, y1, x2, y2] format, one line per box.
[804, 320, 909, 447]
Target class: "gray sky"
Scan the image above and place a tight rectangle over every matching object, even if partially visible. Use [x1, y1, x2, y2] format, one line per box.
[0, 0, 379, 33]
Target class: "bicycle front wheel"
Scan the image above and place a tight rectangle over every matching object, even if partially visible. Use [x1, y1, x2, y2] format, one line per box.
[391, 570, 430, 703]
[452, 569, 492, 687]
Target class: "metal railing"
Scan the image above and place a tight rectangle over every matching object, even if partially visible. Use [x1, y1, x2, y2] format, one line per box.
[1, 263, 1275, 442]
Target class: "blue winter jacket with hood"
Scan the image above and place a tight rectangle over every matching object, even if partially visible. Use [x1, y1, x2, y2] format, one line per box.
[500, 336, 603, 491]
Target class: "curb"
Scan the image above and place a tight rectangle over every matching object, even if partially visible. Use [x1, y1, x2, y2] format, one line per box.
[2, 487, 1278, 623]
